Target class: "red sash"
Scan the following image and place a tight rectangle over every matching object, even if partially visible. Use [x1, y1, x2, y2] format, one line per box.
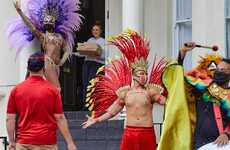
[213, 105, 230, 134]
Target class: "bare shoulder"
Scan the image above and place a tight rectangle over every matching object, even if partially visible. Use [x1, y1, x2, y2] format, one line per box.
[116, 86, 131, 100]
[145, 83, 163, 96]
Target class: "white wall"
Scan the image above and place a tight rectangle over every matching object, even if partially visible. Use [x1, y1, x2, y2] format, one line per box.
[144, 0, 171, 58]
[0, 3, 19, 85]
[19, 42, 39, 81]
[144, 0, 172, 142]
[0, 0, 19, 139]
[105, 0, 122, 59]
[192, 0, 226, 66]
[0, 87, 14, 137]
[123, 0, 144, 33]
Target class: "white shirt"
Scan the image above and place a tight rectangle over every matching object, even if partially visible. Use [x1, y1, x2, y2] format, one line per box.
[87, 37, 106, 63]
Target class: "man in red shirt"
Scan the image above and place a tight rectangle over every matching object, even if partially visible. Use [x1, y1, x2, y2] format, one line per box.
[6, 52, 77, 150]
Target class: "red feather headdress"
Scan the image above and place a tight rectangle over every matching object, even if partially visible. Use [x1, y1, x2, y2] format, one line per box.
[108, 29, 149, 73]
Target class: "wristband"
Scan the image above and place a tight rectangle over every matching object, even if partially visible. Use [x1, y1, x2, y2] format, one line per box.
[94, 118, 100, 123]
[108, 111, 115, 118]
[116, 99, 125, 107]
[155, 95, 162, 102]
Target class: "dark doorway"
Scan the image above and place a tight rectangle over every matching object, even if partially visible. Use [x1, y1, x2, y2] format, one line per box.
[60, 0, 105, 111]
[59, 55, 85, 111]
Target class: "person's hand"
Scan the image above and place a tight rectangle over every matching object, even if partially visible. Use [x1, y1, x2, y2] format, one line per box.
[67, 142, 77, 150]
[180, 42, 196, 53]
[8, 142, 16, 150]
[13, 0, 21, 12]
[81, 115, 97, 129]
[213, 133, 229, 147]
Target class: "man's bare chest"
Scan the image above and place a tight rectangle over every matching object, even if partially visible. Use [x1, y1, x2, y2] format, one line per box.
[125, 90, 152, 107]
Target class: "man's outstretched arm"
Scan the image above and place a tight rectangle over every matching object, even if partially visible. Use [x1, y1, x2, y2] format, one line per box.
[82, 99, 125, 129]
[14, 0, 43, 41]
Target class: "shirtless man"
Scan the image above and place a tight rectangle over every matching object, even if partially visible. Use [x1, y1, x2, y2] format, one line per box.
[14, 0, 71, 89]
[82, 67, 166, 150]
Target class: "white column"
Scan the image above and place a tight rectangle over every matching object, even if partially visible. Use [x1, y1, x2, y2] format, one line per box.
[105, 0, 123, 59]
[192, 0, 225, 67]
[144, 0, 170, 143]
[122, 0, 144, 33]
[119, 0, 144, 122]
[106, 0, 144, 59]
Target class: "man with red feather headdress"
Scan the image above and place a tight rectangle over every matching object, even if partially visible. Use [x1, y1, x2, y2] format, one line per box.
[82, 30, 168, 150]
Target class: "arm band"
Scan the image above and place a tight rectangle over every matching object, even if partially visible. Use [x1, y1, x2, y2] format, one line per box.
[116, 99, 125, 107]
[108, 111, 115, 118]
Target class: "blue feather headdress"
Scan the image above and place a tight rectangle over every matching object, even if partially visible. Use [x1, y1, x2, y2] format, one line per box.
[6, 0, 83, 55]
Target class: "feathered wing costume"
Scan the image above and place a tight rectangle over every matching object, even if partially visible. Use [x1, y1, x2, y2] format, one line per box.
[86, 58, 132, 118]
[85, 29, 167, 118]
[6, 0, 82, 55]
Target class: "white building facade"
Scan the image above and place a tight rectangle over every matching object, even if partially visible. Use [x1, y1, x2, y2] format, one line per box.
[0, 0, 229, 146]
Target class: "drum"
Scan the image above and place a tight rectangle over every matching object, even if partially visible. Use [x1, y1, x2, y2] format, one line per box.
[198, 142, 230, 150]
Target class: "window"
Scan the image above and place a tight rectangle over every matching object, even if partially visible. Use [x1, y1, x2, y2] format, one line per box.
[226, 0, 230, 58]
[173, 0, 192, 69]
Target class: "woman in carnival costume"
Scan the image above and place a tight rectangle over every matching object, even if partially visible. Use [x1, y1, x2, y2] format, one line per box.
[7, 0, 82, 89]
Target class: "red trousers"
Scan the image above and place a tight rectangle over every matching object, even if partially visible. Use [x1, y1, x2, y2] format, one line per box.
[120, 126, 156, 150]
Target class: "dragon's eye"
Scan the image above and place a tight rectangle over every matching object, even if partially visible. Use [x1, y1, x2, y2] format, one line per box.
[208, 61, 217, 71]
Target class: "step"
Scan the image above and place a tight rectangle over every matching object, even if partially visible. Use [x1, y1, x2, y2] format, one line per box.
[58, 111, 124, 150]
